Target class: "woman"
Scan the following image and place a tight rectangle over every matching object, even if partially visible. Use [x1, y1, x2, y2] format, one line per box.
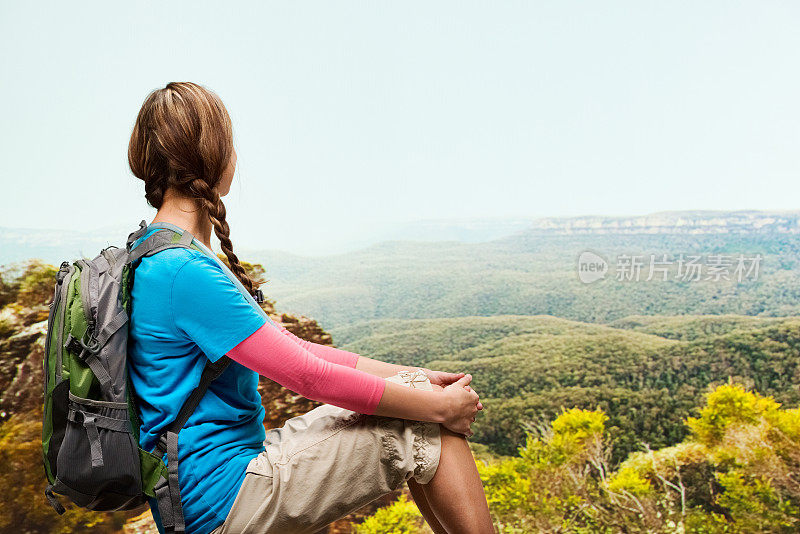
[126, 81, 494, 534]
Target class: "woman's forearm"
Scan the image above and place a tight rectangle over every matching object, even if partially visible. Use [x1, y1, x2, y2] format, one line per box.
[354, 353, 420, 378]
[264, 320, 447, 421]
[371, 380, 448, 423]
[227, 322, 386, 414]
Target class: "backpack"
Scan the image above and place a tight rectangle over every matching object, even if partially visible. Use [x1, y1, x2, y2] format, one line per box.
[41, 219, 265, 533]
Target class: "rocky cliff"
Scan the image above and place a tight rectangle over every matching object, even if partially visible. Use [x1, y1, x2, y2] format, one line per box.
[521, 210, 800, 235]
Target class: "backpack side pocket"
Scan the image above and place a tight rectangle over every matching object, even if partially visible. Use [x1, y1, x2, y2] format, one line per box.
[54, 391, 143, 511]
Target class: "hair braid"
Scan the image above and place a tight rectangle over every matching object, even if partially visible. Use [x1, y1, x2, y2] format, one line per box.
[190, 177, 259, 295]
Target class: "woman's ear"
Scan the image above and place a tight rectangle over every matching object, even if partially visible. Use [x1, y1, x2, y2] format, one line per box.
[217, 148, 237, 197]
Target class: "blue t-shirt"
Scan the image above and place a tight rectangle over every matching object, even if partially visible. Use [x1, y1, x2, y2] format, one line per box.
[127, 228, 268, 534]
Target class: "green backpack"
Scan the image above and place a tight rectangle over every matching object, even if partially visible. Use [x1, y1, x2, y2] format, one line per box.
[41, 219, 264, 533]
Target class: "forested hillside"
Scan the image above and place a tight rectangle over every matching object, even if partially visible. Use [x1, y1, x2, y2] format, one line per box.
[331, 315, 800, 463]
[252, 231, 800, 329]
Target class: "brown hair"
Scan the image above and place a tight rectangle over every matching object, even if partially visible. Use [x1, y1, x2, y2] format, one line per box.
[127, 82, 261, 296]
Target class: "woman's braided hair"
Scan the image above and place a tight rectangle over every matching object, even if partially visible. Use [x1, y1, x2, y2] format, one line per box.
[127, 81, 261, 297]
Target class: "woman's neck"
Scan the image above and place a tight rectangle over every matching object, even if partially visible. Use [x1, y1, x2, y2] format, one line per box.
[151, 190, 214, 249]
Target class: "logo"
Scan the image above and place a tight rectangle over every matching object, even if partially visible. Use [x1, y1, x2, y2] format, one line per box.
[577, 251, 608, 284]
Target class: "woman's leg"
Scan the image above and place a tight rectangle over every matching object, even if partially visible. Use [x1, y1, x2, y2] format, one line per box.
[407, 477, 448, 534]
[420, 425, 495, 533]
[404, 381, 448, 533]
[409, 383, 495, 534]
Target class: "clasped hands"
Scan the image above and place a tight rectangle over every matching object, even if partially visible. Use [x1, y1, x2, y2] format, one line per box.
[419, 367, 482, 438]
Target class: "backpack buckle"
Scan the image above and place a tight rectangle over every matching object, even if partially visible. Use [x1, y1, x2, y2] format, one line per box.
[154, 433, 168, 459]
[64, 331, 101, 358]
[253, 289, 264, 304]
[45, 485, 66, 515]
[126, 219, 149, 253]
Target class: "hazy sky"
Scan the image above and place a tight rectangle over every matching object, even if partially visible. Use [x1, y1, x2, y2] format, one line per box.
[2, 2, 799, 254]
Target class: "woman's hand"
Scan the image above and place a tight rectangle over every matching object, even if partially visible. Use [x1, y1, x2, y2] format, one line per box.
[422, 367, 483, 411]
[421, 367, 465, 388]
[441, 374, 481, 438]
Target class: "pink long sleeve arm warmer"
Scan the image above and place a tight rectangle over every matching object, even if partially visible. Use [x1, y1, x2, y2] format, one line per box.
[227, 322, 386, 415]
[271, 321, 361, 368]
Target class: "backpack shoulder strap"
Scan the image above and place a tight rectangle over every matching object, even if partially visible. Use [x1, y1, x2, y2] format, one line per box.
[124, 220, 232, 533]
[152, 355, 230, 533]
[125, 226, 197, 267]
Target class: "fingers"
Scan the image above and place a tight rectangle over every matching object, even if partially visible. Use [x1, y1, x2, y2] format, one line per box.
[464, 385, 483, 412]
[456, 415, 478, 437]
[440, 372, 464, 386]
[454, 373, 472, 387]
[465, 409, 478, 437]
[452, 413, 478, 436]
[447, 373, 482, 438]
[465, 385, 480, 401]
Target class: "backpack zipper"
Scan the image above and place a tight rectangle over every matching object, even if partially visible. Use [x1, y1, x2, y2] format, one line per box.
[76, 260, 96, 338]
[43, 263, 69, 396]
[100, 247, 117, 269]
[55, 264, 75, 382]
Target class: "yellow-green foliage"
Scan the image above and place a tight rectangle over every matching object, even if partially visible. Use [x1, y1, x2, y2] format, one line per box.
[715, 470, 798, 531]
[606, 466, 651, 496]
[354, 494, 429, 534]
[477, 408, 610, 533]
[479, 456, 532, 517]
[547, 408, 607, 464]
[615, 441, 710, 484]
[608, 385, 800, 533]
[687, 383, 784, 445]
[360, 384, 800, 533]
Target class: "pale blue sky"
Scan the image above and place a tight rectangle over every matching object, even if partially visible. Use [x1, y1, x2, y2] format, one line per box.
[1, 2, 799, 254]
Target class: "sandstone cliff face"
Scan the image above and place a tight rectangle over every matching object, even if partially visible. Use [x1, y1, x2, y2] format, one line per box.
[523, 211, 800, 235]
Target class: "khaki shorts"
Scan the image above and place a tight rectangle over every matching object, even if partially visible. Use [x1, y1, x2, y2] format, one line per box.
[209, 368, 442, 534]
